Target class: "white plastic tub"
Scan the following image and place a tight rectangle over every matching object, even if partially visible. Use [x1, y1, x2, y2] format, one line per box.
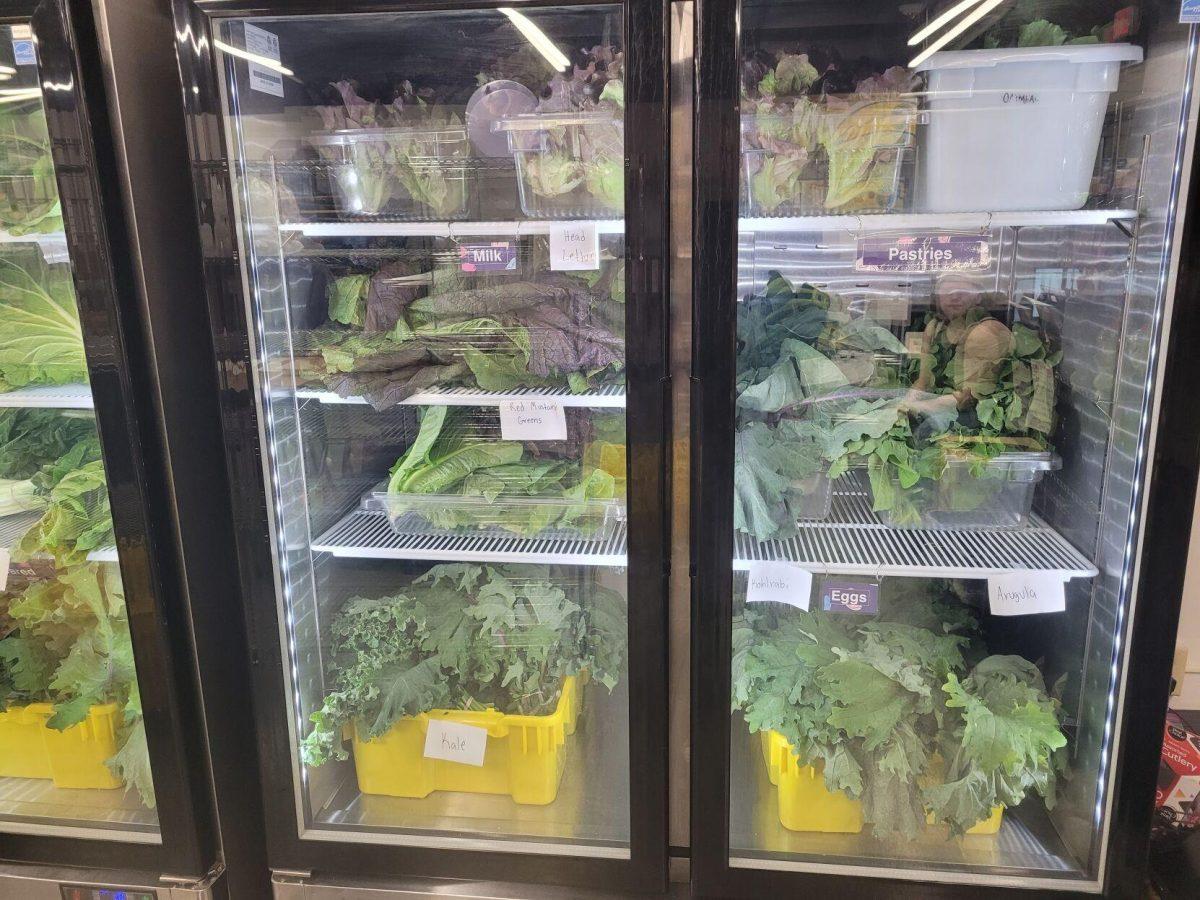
[916, 44, 1143, 212]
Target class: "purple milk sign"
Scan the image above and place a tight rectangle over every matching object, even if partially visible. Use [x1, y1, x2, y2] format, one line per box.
[821, 579, 879, 615]
[856, 233, 990, 273]
[459, 241, 518, 272]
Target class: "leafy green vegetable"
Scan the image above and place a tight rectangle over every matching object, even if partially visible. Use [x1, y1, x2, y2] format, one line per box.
[302, 564, 626, 766]
[1018, 19, 1069, 47]
[733, 583, 1065, 839]
[385, 408, 617, 537]
[0, 562, 153, 808]
[0, 254, 87, 391]
[0, 409, 97, 480]
[0, 100, 63, 236]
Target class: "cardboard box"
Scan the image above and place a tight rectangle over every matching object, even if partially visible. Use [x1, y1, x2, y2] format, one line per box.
[1154, 712, 1200, 843]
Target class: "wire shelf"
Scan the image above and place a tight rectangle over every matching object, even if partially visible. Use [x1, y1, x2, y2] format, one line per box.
[310, 509, 627, 567]
[733, 479, 1097, 579]
[294, 383, 626, 409]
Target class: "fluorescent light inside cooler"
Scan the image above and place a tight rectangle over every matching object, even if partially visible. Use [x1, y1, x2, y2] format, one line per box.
[908, 0, 989, 46]
[0, 88, 41, 104]
[908, 0, 1009, 68]
[0, 65, 15, 75]
[499, 8, 571, 73]
[213, 38, 294, 77]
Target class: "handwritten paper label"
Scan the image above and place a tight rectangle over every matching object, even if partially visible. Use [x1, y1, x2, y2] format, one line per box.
[857, 234, 990, 273]
[988, 571, 1068, 616]
[870, 296, 911, 323]
[423, 719, 487, 767]
[0, 549, 8, 592]
[1183, 0, 1200, 23]
[746, 561, 813, 610]
[499, 399, 567, 441]
[243, 23, 284, 98]
[550, 221, 599, 271]
[460, 241, 517, 272]
[904, 331, 927, 355]
[821, 579, 878, 615]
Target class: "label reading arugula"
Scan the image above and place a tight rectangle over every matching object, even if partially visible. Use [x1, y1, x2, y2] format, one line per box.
[499, 399, 567, 441]
[423, 719, 488, 767]
[988, 571, 1067, 616]
[746, 561, 813, 610]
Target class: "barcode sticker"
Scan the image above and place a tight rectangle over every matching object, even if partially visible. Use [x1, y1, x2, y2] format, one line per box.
[243, 23, 284, 98]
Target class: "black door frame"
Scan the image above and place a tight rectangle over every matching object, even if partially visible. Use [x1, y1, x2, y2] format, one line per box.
[170, 0, 670, 890]
[688, 2, 1200, 897]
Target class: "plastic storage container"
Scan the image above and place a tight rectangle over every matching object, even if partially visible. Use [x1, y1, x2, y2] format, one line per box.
[0, 702, 123, 789]
[365, 485, 624, 541]
[916, 45, 1143, 212]
[877, 451, 1060, 529]
[495, 111, 624, 218]
[350, 673, 584, 805]
[761, 730, 1003, 835]
[760, 730, 863, 833]
[308, 126, 470, 220]
[740, 98, 917, 216]
[794, 471, 833, 521]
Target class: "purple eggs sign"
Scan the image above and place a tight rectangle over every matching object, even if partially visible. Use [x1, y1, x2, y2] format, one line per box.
[821, 580, 879, 615]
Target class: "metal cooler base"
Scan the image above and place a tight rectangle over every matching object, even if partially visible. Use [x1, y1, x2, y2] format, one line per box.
[0, 775, 158, 841]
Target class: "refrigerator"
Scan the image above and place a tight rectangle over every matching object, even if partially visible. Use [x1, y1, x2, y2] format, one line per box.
[163, 0, 669, 895]
[691, 0, 1200, 897]
[0, 0, 233, 897]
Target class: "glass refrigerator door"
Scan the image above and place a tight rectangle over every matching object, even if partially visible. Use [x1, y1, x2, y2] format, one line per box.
[205, 4, 661, 867]
[0, 23, 157, 842]
[703, 0, 1197, 891]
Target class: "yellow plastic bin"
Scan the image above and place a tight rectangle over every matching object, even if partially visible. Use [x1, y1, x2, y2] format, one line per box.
[351, 674, 584, 806]
[760, 730, 864, 833]
[922, 754, 1004, 836]
[0, 702, 123, 789]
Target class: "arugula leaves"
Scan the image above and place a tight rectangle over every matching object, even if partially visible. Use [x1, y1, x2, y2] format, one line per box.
[302, 564, 626, 767]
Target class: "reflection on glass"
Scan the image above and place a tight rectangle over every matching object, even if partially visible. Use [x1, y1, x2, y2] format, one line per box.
[729, 0, 1173, 887]
[219, 6, 630, 855]
[0, 25, 157, 840]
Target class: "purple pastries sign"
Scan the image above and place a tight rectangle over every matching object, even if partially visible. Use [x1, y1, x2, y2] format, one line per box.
[821, 579, 879, 615]
[460, 241, 518, 272]
[856, 233, 990, 273]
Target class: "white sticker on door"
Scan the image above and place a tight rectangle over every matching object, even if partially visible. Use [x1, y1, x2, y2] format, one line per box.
[987, 571, 1068, 616]
[423, 719, 488, 767]
[499, 399, 567, 441]
[242, 23, 285, 98]
[0, 549, 8, 592]
[745, 561, 813, 610]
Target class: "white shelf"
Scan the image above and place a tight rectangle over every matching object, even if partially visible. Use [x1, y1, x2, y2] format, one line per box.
[733, 482, 1098, 580]
[739, 209, 1138, 233]
[0, 383, 92, 409]
[0, 229, 69, 264]
[281, 219, 625, 239]
[311, 510, 627, 567]
[294, 383, 626, 409]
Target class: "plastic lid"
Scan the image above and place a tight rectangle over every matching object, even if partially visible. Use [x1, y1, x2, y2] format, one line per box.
[914, 43, 1144, 73]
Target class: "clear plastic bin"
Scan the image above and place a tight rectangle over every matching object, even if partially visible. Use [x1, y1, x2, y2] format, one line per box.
[794, 471, 833, 521]
[307, 126, 470, 220]
[876, 451, 1060, 529]
[740, 98, 917, 216]
[365, 485, 624, 541]
[494, 111, 624, 218]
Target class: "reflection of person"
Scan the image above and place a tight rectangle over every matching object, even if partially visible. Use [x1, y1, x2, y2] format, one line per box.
[905, 272, 1013, 423]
